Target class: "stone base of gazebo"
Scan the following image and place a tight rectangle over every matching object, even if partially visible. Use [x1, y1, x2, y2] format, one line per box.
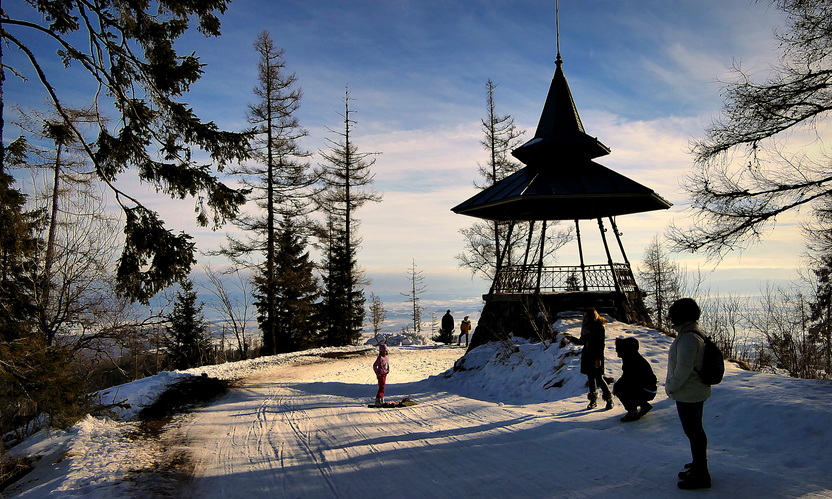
[467, 290, 650, 351]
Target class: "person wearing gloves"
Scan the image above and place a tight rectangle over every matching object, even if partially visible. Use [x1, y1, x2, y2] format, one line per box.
[373, 344, 390, 406]
[666, 298, 712, 490]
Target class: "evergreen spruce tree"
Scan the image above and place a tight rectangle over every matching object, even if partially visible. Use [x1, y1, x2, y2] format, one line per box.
[319, 217, 365, 346]
[215, 31, 315, 355]
[164, 279, 210, 370]
[255, 215, 319, 353]
[0, 171, 38, 342]
[315, 89, 380, 346]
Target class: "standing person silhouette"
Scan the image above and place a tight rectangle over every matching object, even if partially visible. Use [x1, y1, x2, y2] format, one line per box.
[441, 310, 454, 345]
[666, 298, 713, 490]
[565, 309, 613, 410]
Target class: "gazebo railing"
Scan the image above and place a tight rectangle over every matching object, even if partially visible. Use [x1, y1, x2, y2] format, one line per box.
[491, 263, 638, 294]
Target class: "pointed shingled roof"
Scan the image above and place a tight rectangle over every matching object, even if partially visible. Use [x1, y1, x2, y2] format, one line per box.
[452, 55, 671, 222]
[511, 55, 611, 165]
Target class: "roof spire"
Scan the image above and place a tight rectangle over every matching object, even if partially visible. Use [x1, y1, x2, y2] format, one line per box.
[555, 0, 562, 66]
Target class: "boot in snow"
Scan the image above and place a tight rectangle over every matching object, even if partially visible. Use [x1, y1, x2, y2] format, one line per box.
[620, 411, 641, 422]
[677, 464, 711, 490]
[638, 402, 653, 417]
[586, 392, 597, 410]
[374, 397, 382, 407]
[603, 395, 614, 411]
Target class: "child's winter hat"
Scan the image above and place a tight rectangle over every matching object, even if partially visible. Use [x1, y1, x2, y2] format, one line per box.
[379, 344, 388, 353]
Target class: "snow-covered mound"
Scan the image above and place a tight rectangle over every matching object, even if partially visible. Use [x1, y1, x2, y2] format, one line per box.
[364, 331, 433, 347]
[432, 314, 673, 404]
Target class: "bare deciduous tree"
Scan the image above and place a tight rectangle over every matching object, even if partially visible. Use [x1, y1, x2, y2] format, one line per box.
[204, 265, 253, 361]
[638, 236, 683, 330]
[402, 259, 426, 334]
[669, 0, 832, 259]
[369, 293, 387, 336]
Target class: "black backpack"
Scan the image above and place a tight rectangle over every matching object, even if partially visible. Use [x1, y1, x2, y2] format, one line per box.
[691, 330, 725, 385]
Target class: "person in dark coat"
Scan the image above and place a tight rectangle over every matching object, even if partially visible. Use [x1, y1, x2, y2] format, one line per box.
[565, 309, 613, 410]
[441, 310, 454, 345]
[613, 337, 658, 422]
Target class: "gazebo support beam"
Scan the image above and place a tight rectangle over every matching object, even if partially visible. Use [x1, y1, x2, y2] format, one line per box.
[597, 218, 621, 293]
[489, 220, 516, 295]
[575, 219, 587, 291]
[535, 220, 547, 293]
[523, 220, 535, 267]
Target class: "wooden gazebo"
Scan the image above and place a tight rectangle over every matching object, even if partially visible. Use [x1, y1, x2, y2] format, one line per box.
[452, 52, 671, 345]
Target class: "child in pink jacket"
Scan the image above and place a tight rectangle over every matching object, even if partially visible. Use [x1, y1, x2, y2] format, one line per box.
[373, 344, 390, 406]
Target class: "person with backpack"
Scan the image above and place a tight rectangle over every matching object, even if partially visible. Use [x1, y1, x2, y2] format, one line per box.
[613, 337, 657, 422]
[666, 298, 713, 490]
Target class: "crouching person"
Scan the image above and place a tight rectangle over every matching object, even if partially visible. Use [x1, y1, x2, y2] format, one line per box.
[613, 337, 657, 422]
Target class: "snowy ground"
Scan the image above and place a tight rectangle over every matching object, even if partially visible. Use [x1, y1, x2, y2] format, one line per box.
[5, 316, 832, 498]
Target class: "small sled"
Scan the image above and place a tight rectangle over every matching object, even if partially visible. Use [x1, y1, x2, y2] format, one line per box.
[367, 397, 417, 408]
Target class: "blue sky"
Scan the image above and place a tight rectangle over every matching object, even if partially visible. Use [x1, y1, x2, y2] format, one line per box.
[4, 1, 803, 313]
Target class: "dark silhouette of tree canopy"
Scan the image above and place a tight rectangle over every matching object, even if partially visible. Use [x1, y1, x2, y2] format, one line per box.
[669, 0, 832, 259]
[1, 0, 251, 304]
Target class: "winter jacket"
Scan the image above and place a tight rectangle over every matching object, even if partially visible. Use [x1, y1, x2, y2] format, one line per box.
[460, 319, 472, 334]
[665, 321, 712, 403]
[615, 338, 657, 398]
[373, 355, 389, 377]
[571, 320, 606, 375]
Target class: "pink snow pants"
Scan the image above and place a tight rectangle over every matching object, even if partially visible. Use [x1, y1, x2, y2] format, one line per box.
[376, 374, 387, 399]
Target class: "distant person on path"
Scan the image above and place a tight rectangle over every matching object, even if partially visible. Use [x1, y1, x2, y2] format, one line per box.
[565, 309, 613, 410]
[666, 298, 712, 490]
[441, 310, 454, 345]
[458, 316, 472, 346]
[613, 337, 657, 422]
[373, 344, 390, 406]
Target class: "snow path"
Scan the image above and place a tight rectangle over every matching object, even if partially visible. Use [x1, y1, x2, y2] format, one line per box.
[172, 344, 828, 499]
